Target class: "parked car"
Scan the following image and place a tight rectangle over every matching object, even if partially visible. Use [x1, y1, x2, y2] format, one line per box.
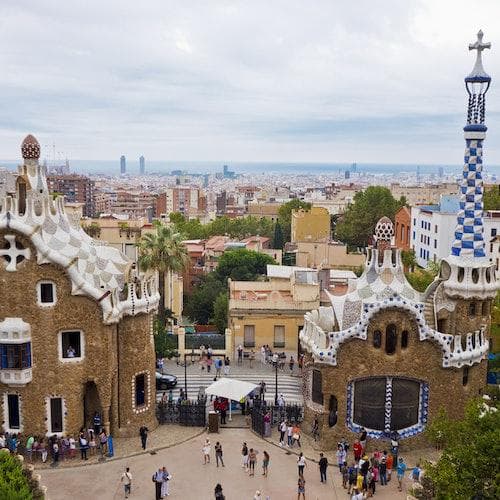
[156, 372, 177, 390]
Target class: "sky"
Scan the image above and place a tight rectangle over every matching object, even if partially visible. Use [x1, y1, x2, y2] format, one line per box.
[1, 0, 500, 164]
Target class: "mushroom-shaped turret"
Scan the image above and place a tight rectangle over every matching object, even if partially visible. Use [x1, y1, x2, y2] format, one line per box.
[21, 134, 40, 160]
[374, 216, 394, 241]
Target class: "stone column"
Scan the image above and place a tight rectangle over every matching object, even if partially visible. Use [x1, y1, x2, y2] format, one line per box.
[225, 328, 233, 360]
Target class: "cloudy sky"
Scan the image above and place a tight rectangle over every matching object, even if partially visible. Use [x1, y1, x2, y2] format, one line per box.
[1, 0, 500, 164]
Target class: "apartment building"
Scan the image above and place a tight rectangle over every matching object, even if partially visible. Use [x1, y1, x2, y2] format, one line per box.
[47, 174, 96, 217]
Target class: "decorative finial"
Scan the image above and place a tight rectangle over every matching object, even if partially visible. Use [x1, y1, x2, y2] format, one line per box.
[21, 134, 40, 160]
[467, 30, 491, 81]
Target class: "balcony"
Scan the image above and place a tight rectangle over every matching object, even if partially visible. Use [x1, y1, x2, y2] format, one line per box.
[0, 368, 32, 386]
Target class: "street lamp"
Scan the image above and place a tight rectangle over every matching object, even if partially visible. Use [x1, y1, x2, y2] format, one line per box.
[273, 353, 279, 405]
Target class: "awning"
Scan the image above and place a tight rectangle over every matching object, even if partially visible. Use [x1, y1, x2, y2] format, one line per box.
[204, 378, 258, 401]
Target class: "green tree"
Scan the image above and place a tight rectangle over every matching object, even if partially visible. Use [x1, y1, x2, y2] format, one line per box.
[212, 292, 228, 334]
[0, 452, 43, 499]
[136, 220, 189, 326]
[423, 398, 500, 499]
[215, 248, 276, 281]
[484, 185, 500, 210]
[277, 199, 312, 243]
[401, 249, 417, 271]
[335, 186, 404, 247]
[183, 274, 226, 324]
[273, 221, 285, 249]
[405, 260, 439, 292]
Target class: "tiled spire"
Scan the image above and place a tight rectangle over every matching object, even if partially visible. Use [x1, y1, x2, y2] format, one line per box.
[451, 31, 491, 259]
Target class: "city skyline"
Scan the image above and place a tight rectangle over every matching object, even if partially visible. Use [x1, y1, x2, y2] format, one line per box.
[1, 1, 500, 164]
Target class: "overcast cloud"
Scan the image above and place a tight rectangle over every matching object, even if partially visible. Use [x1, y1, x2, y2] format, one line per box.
[1, 0, 500, 164]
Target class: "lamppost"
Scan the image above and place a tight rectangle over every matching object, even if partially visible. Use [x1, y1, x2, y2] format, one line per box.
[273, 353, 279, 405]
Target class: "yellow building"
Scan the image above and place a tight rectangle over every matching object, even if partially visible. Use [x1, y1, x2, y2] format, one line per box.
[80, 217, 183, 320]
[227, 266, 320, 358]
[291, 207, 330, 243]
[295, 241, 365, 270]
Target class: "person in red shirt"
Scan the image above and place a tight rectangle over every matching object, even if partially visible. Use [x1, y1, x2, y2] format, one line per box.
[353, 440, 363, 461]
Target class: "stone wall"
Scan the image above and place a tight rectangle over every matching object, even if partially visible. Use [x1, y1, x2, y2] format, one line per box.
[303, 307, 488, 451]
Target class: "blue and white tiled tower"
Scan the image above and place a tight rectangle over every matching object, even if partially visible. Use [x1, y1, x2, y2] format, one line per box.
[442, 31, 498, 299]
[451, 31, 491, 258]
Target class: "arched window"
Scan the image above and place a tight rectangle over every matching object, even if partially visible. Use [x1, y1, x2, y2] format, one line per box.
[373, 330, 382, 348]
[328, 395, 338, 427]
[312, 369, 323, 405]
[468, 302, 476, 317]
[385, 324, 397, 355]
[462, 366, 469, 386]
[401, 330, 409, 349]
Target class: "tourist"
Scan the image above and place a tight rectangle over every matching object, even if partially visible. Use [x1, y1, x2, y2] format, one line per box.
[79, 432, 88, 460]
[386, 452, 394, 482]
[367, 466, 376, 497]
[379, 453, 387, 485]
[67, 345, 76, 357]
[88, 429, 97, 455]
[336, 443, 346, 471]
[287, 422, 293, 447]
[220, 403, 227, 425]
[396, 457, 407, 492]
[248, 448, 257, 476]
[99, 429, 108, 457]
[297, 474, 306, 500]
[223, 356, 230, 376]
[215, 441, 225, 467]
[318, 452, 328, 483]
[254, 491, 262, 500]
[339, 437, 350, 454]
[139, 425, 149, 450]
[359, 428, 367, 453]
[341, 461, 349, 489]
[289, 355, 295, 374]
[355, 471, 364, 495]
[161, 466, 171, 498]
[298, 353, 304, 373]
[292, 423, 301, 447]
[347, 462, 358, 495]
[25, 434, 34, 462]
[214, 483, 225, 499]
[391, 432, 399, 464]
[39, 439, 48, 463]
[259, 381, 267, 401]
[249, 349, 255, 368]
[51, 439, 59, 466]
[263, 410, 271, 436]
[279, 420, 287, 446]
[203, 438, 211, 464]
[412, 463, 422, 483]
[61, 435, 70, 460]
[207, 356, 213, 373]
[93, 411, 102, 434]
[261, 345, 266, 365]
[215, 357, 223, 378]
[353, 439, 362, 462]
[69, 435, 76, 458]
[277, 393, 285, 407]
[297, 452, 306, 476]
[262, 450, 270, 477]
[121, 467, 132, 499]
[241, 442, 249, 470]
[152, 467, 164, 500]
[237, 344, 243, 364]
[351, 487, 364, 500]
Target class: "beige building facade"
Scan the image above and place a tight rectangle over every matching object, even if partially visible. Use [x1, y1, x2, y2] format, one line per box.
[291, 207, 331, 243]
[295, 241, 365, 270]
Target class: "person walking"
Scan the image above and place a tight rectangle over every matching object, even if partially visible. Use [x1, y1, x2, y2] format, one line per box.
[386, 452, 394, 482]
[93, 411, 102, 435]
[121, 467, 132, 499]
[359, 428, 367, 453]
[287, 422, 293, 447]
[262, 450, 270, 477]
[353, 439, 362, 462]
[152, 467, 163, 500]
[396, 457, 407, 492]
[292, 423, 301, 448]
[341, 461, 349, 489]
[79, 432, 89, 460]
[214, 483, 225, 499]
[260, 345, 266, 365]
[249, 349, 255, 368]
[99, 429, 108, 458]
[297, 452, 306, 476]
[203, 439, 211, 464]
[215, 441, 225, 467]
[237, 344, 243, 365]
[319, 453, 328, 483]
[336, 444, 347, 471]
[161, 466, 171, 498]
[223, 356, 230, 376]
[279, 420, 287, 446]
[297, 474, 306, 500]
[139, 425, 149, 450]
[248, 448, 257, 476]
[347, 462, 358, 495]
[241, 442, 249, 470]
[379, 454, 388, 486]
[215, 357, 223, 379]
[289, 356, 295, 374]
[51, 440, 59, 466]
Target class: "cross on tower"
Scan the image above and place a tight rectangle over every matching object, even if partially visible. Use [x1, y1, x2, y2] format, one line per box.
[468, 30, 491, 78]
[0, 234, 31, 272]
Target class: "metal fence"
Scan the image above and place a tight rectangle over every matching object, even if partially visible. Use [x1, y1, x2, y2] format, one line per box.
[251, 399, 303, 437]
[156, 398, 207, 427]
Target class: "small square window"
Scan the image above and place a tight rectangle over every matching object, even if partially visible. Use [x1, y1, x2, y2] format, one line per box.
[61, 331, 82, 359]
[38, 281, 56, 306]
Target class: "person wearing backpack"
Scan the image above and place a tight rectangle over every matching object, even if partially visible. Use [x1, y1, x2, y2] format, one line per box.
[347, 462, 358, 495]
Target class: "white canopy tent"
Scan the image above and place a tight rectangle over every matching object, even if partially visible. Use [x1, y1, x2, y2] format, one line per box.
[205, 378, 259, 421]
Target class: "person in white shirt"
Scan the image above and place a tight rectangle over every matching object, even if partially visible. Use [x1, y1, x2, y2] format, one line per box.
[260, 346, 266, 365]
[67, 346, 76, 358]
[287, 424, 293, 447]
[278, 394, 285, 407]
[297, 453, 307, 476]
[279, 420, 287, 446]
[121, 467, 132, 498]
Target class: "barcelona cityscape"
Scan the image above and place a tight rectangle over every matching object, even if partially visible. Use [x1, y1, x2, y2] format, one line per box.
[0, 1, 498, 499]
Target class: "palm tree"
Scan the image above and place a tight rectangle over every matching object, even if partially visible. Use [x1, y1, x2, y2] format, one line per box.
[136, 220, 188, 326]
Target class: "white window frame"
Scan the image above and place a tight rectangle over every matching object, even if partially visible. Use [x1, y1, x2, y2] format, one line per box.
[37, 281, 57, 307]
[45, 396, 66, 437]
[2, 393, 23, 433]
[132, 370, 151, 414]
[58, 330, 85, 363]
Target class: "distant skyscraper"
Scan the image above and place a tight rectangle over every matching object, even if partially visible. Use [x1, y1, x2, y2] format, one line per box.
[438, 166, 444, 178]
[139, 156, 145, 175]
[344, 170, 350, 179]
[120, 155, 126, 175]
[416, 165, 421, 182]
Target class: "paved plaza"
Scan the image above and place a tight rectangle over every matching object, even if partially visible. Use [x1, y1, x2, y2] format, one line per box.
[39, 428, 413, 500]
